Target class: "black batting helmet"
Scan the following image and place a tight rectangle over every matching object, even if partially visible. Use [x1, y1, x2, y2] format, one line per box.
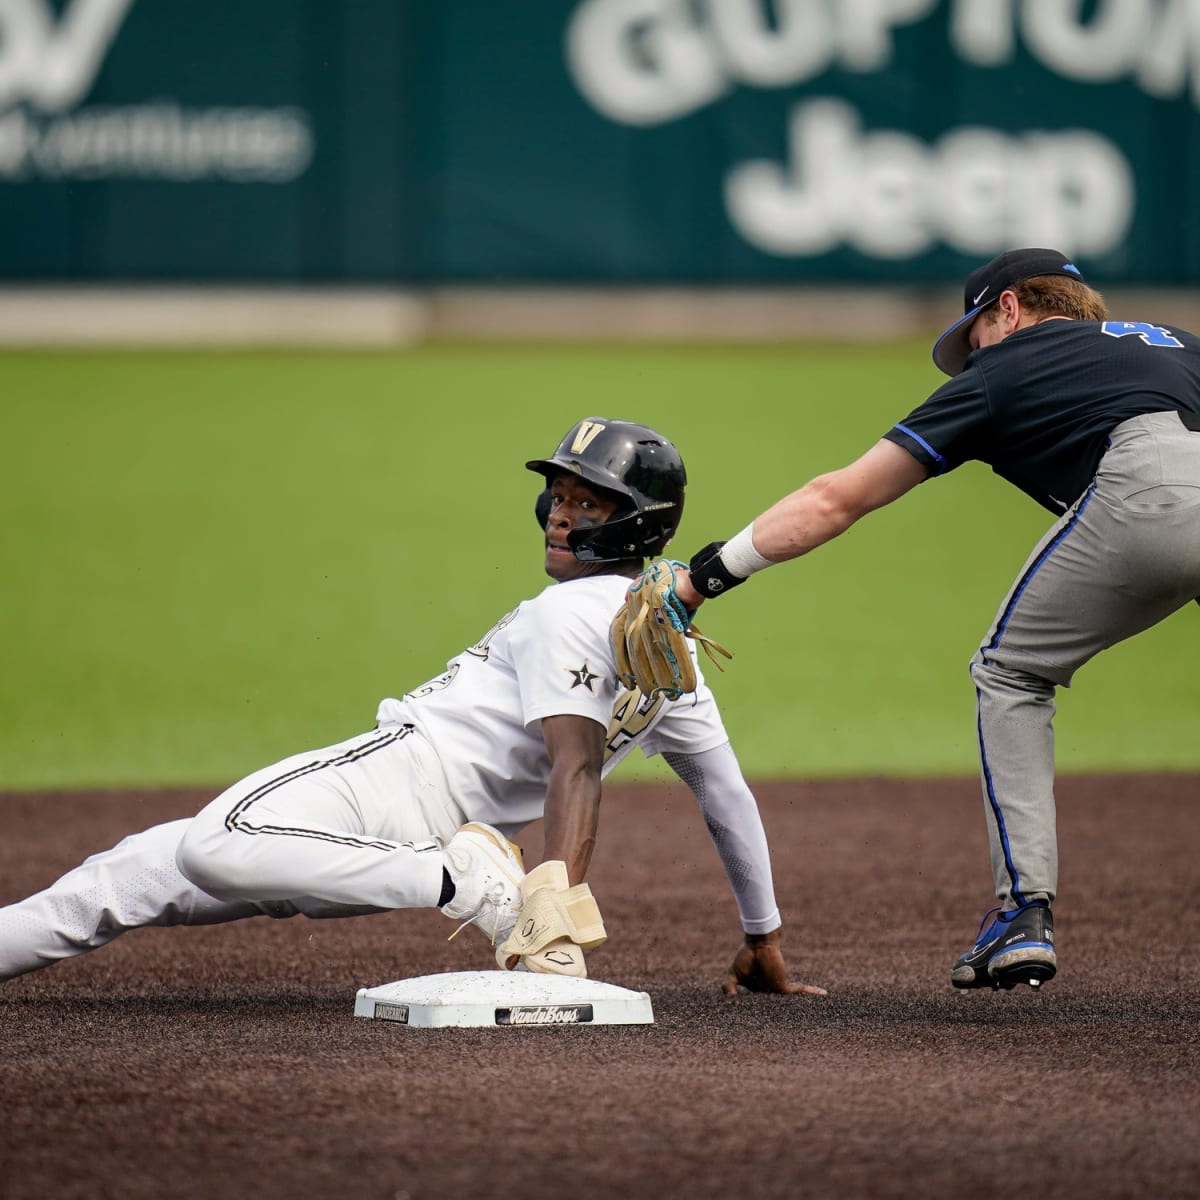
[526, 417, 686, 563]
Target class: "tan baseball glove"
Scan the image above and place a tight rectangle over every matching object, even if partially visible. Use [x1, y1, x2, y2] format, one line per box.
[610, 558, 732, 700]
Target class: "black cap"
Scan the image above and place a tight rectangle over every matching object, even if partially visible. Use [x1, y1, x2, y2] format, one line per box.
[931, 248, 1086, 376]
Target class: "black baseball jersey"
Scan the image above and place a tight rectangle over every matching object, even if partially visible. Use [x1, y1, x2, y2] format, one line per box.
[885, 319, 1200, 513]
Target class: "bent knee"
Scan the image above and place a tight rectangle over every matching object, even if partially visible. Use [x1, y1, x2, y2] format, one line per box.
[175, 821, 255, 900]
[969, 652, 1062, 694]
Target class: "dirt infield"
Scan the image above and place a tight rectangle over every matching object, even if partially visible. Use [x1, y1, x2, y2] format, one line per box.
[2, 776, 1198, 1200]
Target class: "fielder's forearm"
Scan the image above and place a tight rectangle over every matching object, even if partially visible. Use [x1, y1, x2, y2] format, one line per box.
[748, 473, 863, 563]
[682, 441, 928, 606]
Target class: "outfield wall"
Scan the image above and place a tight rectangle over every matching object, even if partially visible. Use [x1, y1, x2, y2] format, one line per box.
[2, 1, 1198, 288]
[3, 286, 1200, 347]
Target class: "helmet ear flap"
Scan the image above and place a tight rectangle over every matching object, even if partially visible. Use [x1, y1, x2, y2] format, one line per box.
[534, 489, 552, 530]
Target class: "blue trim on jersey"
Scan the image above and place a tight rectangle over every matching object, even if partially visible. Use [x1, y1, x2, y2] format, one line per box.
[975, 483, 1096, 902]
[892, 423, 947, 472]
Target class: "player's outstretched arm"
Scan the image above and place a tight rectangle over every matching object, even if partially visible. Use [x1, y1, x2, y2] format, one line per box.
[674, 439, 929, 610]
[724, 929, 827, 998]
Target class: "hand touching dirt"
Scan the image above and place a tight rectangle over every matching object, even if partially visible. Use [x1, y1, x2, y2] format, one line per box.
[723, 928, 828, 997]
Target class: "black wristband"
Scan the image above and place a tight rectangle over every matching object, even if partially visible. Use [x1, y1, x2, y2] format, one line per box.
[688, 541, 746, 598]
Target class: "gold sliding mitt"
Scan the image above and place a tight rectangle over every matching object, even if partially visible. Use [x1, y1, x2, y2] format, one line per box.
[496, 861, 607, 978]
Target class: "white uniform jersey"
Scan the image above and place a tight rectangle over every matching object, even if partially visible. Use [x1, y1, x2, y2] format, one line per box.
[375, 574, 730, 830]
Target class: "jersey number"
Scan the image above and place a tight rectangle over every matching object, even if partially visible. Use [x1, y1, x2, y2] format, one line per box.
[465, 608, 519, 660]
[406, 607, 519, 699]
[1101, 321, 1184, 348]
[605, 688, 664, 762]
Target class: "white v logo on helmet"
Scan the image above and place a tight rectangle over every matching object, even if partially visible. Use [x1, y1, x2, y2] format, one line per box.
[571, 421, 606, 453]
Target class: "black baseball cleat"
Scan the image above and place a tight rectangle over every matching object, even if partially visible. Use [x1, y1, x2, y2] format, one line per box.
[950, 902, 1056, 990]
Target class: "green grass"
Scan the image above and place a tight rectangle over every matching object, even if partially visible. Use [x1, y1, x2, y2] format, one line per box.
[3, 344, 1197, 789]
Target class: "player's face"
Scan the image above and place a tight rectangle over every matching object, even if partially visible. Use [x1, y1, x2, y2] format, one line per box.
[543, 473, 623, 582]
[970, 309, 1005, 353]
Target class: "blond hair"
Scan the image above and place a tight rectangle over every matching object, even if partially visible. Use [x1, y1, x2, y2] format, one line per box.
[1012, 275, 1108, 322]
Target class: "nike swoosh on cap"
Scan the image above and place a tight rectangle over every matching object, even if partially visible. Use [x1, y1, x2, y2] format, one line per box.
[972, 287, 989, 305]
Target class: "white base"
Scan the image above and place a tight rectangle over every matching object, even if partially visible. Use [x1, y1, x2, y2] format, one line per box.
[354, 970, 654, 1028]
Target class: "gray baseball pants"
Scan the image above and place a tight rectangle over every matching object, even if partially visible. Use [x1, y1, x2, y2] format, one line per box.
[970, 411, 1200, 909]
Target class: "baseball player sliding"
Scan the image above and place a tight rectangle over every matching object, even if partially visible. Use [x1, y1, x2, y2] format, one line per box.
[0, 417, 824, 998]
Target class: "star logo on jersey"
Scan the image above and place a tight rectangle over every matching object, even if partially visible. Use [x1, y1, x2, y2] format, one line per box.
[567, 661, 601, 692]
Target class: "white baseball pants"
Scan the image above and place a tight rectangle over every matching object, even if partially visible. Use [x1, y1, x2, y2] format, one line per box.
[0, 722, 460, 981]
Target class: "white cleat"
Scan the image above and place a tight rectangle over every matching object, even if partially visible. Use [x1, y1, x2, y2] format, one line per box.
[440, 822, 525, 945]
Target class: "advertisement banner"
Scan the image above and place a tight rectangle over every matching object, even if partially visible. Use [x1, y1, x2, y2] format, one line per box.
[0, 0, 1196, 283]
